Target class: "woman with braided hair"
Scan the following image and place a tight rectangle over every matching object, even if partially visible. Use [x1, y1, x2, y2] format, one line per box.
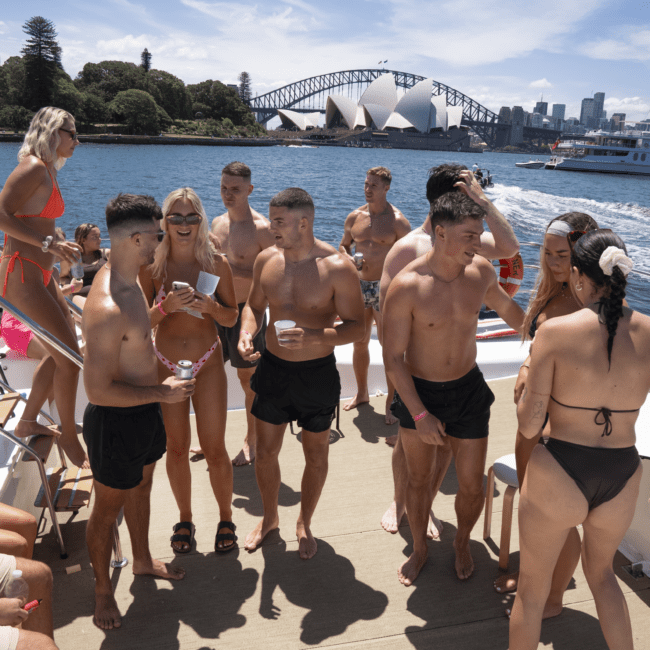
[510, 229, 650, 650]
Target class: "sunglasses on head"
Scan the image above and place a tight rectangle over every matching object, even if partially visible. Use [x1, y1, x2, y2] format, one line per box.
[567, 228, 612, 249]
[167, 213, 201, 226]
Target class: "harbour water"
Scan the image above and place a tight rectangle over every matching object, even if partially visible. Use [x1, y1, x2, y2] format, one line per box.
[1, 143, 649, 312]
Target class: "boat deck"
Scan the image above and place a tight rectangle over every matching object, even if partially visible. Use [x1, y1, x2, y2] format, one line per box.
[33, 378, 650, 649]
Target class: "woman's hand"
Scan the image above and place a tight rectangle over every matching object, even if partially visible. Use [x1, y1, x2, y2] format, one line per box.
[191, 291, 215, 316]
[49, 239, 82, 264]
[161, 286, 194, 313]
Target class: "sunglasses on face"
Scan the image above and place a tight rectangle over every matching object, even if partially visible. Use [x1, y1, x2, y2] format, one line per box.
[166, 213, 201, 226]
[130, 230, 165, 242]
[59, 127, 78, 140]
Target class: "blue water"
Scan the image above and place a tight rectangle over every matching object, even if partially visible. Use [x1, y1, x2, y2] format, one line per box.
[2, 143, 649, 312]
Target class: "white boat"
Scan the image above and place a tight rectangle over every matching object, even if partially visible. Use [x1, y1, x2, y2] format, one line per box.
[550, 130, 650, 176]
[515, 159, 545, 169]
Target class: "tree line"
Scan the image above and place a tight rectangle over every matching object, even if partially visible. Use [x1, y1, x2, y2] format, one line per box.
[0, 16, 266, 137]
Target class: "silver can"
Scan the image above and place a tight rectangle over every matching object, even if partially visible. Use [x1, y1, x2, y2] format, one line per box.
[353, 252, 363, 270]
[175, 360, 193, 379]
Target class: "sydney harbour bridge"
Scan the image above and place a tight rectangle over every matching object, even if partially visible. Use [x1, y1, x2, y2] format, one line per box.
[247, 69, 559, 149]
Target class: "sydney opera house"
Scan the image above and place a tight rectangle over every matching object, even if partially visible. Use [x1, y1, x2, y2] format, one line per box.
[277, 73, 464, 134]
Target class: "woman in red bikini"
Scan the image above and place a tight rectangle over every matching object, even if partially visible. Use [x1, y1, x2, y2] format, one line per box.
[139, 187, 238, 554]
[0, 107, 88, 468]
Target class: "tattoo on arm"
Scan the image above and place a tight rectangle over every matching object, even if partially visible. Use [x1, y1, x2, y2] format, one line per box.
[532, 400, 545, 421]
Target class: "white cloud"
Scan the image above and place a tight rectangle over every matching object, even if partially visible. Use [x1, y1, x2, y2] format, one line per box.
[604, 96, 650, 121]
[529, 78, 552, 89]
[579, 28, 650, 61]
[0, 22, 6, 35]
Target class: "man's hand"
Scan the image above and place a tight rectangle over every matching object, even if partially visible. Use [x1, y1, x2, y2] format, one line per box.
[238, 331, 261, 362]
[454, 170, 487, 205]
[161, 376, 196, 402]
[276, 327, 318, 350]
[0, 598, 29, 627]
[415, 413, 447, 445]
[514, 365, 528, 404]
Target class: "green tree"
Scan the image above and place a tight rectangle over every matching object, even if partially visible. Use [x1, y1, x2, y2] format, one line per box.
[141, 48, 152, 73]
[21, 16, 62, 110]
[0, 105, 34, 131]
[146, 69, 192, 119]
[52, 69, 84, 117]
[186, 80, 257, 126]
[238, 71, 252, 103]
[74, 61, 146, 104]
[109, 89, 171, 134]
[81, 93, 108, 124]
[0, 57, 26, 106]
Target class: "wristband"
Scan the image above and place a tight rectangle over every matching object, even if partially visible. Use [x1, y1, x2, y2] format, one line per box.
[241, 330, 251, 337]
[157, 302, 167, 316]
[413, 410, 428, 422]
[71, 282, 77, 293]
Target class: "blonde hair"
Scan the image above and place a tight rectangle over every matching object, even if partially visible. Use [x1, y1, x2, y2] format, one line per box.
[18, 107, 74, 171]
[367, 166, 392, 185]
[149, 187, 216, 280]
[522, 212, 599, 340]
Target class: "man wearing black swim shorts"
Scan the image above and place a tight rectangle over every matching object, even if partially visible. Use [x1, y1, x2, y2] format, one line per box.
[82, 194, 195, 631]
[237, 187, 364, 560]
[211, 162, 275, 466]
[383, 192, 524, 585]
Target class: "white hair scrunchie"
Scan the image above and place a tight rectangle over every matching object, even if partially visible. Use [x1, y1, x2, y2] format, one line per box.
[599, 246, 634, 277]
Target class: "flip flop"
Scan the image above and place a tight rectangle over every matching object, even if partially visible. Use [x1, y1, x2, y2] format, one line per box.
[215, 521, 238, 553]
[170, 521, 195, 554]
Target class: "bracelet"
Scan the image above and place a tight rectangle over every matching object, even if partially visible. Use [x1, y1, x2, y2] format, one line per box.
[413, 410, 428, 422]
[157, 302, 167, 316]
[41, 236, 53, 252]
[241, 330, 251, 337]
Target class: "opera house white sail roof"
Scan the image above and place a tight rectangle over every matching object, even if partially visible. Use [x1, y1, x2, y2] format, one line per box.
[277, 109, 321, 130]
[324, 73, 465, 134]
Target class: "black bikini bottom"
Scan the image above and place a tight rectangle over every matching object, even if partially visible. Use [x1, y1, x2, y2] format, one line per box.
[544, 438, 640, 511]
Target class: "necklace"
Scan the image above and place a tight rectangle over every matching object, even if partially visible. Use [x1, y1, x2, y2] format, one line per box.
[286, 241, 316, 264]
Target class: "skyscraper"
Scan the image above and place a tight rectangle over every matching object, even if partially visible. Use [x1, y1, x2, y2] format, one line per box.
[552, 104, 566, 120]
[593, 92, 605, 119]
[580, 98, 595, 127]
[534, 101, 548, 115]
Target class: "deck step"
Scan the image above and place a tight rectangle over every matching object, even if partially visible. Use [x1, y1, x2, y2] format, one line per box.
[22, 427, 59, 463]
[0, 392, 21, 428]
[34, 467, 93, 511]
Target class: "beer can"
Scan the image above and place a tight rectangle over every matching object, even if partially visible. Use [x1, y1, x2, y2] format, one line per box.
[175, 360, 193, 379]
[353, 252, 363, 269]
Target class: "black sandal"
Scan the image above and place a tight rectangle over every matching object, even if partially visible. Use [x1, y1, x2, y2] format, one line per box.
[215, 521, 238, 553]
[170, 521, 195, 554]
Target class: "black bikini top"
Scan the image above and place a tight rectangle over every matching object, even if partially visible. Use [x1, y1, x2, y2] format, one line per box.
[550, 395, 639, 437]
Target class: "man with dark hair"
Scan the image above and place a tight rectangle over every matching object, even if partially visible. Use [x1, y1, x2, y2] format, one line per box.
[339, 166, 411, 424]
[82, 194, 195, 630]
[380, 164, 519, 540]
[238, 187, 364, 559]
[211, 162, 275, 466]
[383, 192, 524, 585]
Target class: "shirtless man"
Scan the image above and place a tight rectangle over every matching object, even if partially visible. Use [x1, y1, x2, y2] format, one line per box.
[211, 162, 275, 466]
[383, 192, 524, 585]
[238, 188, 364, 559]
[339, 167, 411, 424]
[380, 164, 519, 541]
[82, 194, 195, 629]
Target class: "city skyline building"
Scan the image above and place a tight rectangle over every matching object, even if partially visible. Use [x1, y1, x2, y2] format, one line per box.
[534, 100, 548, 115]
[593, 92, 605, 120]
[552, 104, 566, 120]
[580, 97, 596, 128]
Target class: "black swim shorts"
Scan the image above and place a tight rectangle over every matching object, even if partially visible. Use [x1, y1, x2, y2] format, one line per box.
[391, 365, 495, 439]
[251, 350, 340, 433]
[83, 402, 167, 490]
[217, 302, 267, 369]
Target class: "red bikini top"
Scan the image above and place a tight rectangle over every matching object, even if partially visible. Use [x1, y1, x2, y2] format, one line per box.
[15, 168, 65, 220]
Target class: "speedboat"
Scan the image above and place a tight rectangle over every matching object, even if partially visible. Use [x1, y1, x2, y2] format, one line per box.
[515, 159, 546, 169]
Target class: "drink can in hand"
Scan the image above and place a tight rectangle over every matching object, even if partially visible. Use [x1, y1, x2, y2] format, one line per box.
[175, 360, 193, 379]
[353, 252, 363, 270]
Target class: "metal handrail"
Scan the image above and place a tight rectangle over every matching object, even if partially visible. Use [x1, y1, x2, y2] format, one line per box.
[0, 426, 67, 558]
[64, 297, 83, 317]
[0, 296, 83, 369]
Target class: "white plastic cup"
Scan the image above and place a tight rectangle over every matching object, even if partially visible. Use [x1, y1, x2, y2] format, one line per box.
[274, 320, 296, 346]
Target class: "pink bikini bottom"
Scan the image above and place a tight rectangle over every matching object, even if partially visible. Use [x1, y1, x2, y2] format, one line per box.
[0, 311, 33, 357]
[154, 340, 220, 377]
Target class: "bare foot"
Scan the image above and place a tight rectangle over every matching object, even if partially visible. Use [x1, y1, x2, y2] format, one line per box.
[13, 419, 61, 439]
[385, 434, 398, 447]
[132, 558, 185, 580]
[398, 549, 428, 585]
[381, 501, 405, 534]
[59, 434, 90, 469]
[232, 442, 255, 466]
[385, 410, 398, 425]
[343, 393, 369, 412]
[190, 446, 203, 455]
[494, 570, 518, 593]
[505, 603, 562, 620]
[426, 510, 443, 540]
[93, 592, 122, 630]
[296, 521, 317, 559]
[454, 542, 474, 580]
[244, 515, 279, 551]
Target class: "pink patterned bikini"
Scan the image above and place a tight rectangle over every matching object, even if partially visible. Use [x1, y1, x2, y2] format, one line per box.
[152, 281, 219, 377]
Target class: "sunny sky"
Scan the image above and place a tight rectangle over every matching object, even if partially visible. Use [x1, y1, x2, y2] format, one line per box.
[1, 0, 649, 122]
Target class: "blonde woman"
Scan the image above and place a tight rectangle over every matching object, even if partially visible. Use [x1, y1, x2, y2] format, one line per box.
[139, 188, 238, 553]
[495, 213, 598, 614]
[0, 107, 87, 468]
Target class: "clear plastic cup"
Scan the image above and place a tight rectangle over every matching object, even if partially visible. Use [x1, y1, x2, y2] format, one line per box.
[274, 320, 296, 346]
